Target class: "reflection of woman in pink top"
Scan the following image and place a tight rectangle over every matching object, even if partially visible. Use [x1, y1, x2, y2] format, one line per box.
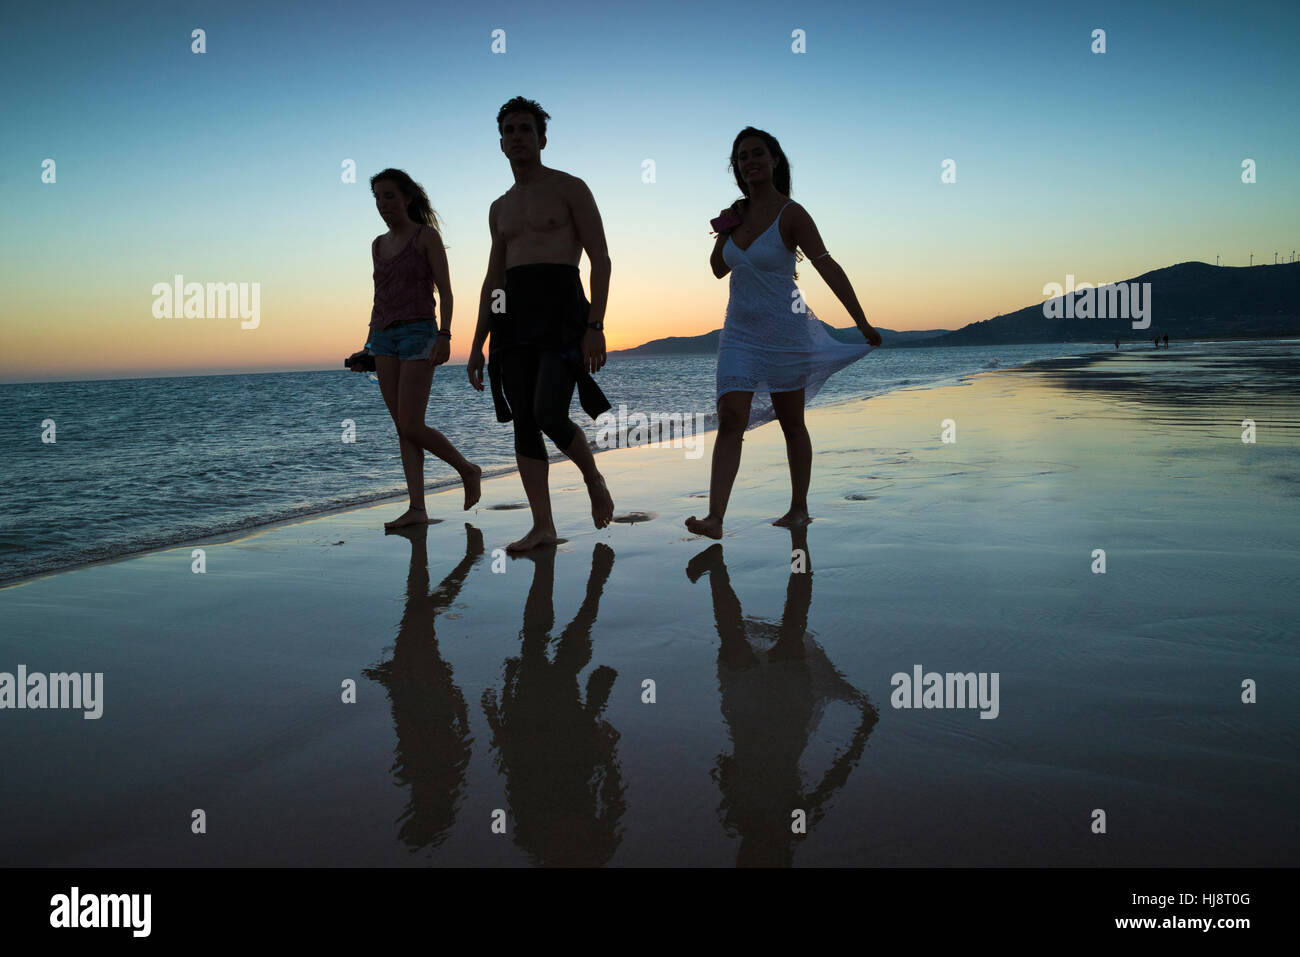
[356, 168, 481, 528]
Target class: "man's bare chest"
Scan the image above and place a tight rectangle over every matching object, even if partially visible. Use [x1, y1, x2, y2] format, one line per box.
[498, 193, 573, 239]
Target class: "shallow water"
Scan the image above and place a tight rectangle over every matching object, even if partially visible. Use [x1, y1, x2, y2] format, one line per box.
[1, 342, 1099, 584]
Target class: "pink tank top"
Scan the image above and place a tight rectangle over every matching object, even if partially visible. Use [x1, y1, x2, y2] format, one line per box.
[371, 225, 435, 329]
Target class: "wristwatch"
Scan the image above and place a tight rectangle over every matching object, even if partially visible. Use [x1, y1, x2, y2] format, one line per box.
[586, 321, 604, 331]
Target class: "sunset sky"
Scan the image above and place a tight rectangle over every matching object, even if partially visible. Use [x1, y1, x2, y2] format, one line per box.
[2, 0, 1297, 382]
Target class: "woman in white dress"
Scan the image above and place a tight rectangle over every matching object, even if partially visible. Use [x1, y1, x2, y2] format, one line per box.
[686, 127, 882, 539]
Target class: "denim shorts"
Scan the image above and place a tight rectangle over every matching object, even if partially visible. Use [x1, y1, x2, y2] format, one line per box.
[366, 319, 435, 360]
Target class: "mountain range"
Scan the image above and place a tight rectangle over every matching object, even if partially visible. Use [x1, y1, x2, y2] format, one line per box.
[608, 261, 1300, 354]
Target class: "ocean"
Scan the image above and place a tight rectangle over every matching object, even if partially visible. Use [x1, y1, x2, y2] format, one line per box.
[2, 342, 1118, 584]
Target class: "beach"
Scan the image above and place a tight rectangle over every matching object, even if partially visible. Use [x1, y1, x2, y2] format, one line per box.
[1, 343, 1296, 866]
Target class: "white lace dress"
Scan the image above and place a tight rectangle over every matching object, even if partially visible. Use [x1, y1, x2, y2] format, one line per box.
[717, 201, 874, 429]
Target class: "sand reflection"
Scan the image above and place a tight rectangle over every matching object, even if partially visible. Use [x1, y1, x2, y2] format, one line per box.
[481, 542, 626, 866]
[686, 529, 877, 866]
[363, 523, 483, 854]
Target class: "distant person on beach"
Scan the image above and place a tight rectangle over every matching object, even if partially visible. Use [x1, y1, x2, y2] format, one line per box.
[1163, 333, 1169, 348]
[1115, 338, 1120, 350]
[685, 127, 882, 539]
[353, 169, 482, 530]
[1154, 336, 1160, 349]
[466, 96, 615, 552]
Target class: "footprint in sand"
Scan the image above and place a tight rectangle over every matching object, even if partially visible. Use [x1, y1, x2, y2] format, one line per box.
[486, 503, 529, 511]
[612, 511, 656, 524]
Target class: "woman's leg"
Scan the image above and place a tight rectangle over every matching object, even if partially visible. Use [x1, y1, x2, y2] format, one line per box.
[771, 388, 812, 527]
[685, 390, 752, 539]
[394, 358, 483, 513]
[375, 355, 429, 528]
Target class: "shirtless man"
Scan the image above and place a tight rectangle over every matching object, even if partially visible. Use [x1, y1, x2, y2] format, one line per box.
[467, 96, 616, 552]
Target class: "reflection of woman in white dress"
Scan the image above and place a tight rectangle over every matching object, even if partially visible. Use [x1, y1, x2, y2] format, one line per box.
[686, 127, 882, 539]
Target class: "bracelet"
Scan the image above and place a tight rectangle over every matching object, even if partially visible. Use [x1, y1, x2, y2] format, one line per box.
[437, 331, 451, 338]
[813, 250, 831, 260]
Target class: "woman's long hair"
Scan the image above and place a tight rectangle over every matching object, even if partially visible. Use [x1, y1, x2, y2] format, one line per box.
[727, 127, 803, 277]
[369, 168, 445, 237]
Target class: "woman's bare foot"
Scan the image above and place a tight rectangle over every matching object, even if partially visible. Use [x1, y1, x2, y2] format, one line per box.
[586, 474, 614, 529]
[461, 463, 483, 510]
[685, 514, 724, 539]
[385, 507, 429, 530]
[506, 526, 559, 553]
[772, 508, 812, 528]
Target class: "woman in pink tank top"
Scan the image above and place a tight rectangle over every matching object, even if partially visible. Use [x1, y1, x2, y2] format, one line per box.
[354, 168, 482, 528]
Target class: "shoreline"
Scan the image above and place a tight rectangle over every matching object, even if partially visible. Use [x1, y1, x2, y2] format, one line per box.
[1, 345, 1108, 590]
[15, 334, 1294, 590]
[2, 340, 1118, 587]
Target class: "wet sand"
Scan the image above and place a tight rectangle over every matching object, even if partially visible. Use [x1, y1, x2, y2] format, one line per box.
[1, 342, 1296, 866]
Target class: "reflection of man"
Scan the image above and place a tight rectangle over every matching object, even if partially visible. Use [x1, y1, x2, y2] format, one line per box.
[481, 543, 625, 865]
[687, 531, 877, 866]
[467, 96, 615, 553]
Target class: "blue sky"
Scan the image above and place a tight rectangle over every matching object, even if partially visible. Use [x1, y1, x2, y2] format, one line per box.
[2, 0, 1297, 380]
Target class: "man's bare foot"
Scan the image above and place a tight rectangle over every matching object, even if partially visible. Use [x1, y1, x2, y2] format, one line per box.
[506, 526, 559, 553]
[385, 507, 429, 530]
[586, 473, 614, 529]
[685, 514, 724, 539]
[772, 508, 812, 528]
[461, 463, 483, 510]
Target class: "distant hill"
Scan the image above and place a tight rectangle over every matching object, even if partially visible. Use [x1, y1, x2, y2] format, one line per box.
[607, 262, 1299, 355]
[610, 325, 947, 357]
[914, 261, 1300, 346]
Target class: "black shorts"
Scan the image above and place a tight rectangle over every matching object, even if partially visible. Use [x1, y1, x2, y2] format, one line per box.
[487, 263, 612, 427]
[499, 263, 588, 351]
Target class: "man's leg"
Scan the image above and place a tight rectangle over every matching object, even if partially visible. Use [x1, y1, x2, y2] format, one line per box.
[501, 348, 560, 552]
[534, 350, 614, 529]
